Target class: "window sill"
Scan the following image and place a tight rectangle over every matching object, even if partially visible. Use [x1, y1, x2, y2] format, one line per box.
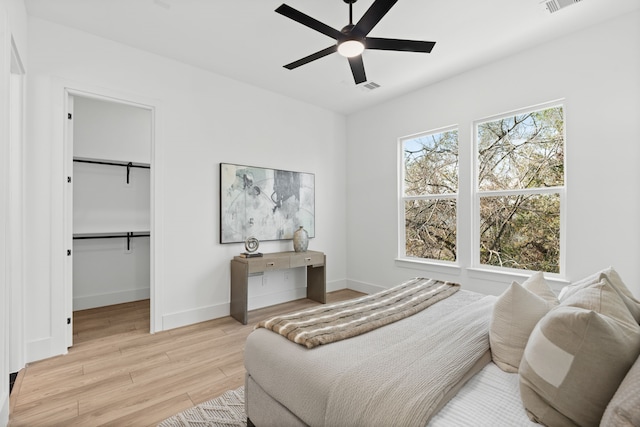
[466, 267, 569, 290]
[394, 259, 570, 291]
[395, 258, 462, 276]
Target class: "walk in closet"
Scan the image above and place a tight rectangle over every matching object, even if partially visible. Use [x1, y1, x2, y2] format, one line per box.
[70, 95, 152, 339]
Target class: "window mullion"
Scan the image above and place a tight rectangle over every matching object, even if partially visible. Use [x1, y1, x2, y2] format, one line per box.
[477, 187, 563, 197]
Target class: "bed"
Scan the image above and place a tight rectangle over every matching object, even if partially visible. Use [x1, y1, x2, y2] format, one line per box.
[244, 270, 640, 426]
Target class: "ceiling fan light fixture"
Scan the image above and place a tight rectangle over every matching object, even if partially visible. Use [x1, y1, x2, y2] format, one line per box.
[337, 39, 365, 57]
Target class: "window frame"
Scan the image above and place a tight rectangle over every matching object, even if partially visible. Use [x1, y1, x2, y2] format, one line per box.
[472, 101, 566, 276]
[398, 124, 459, 265]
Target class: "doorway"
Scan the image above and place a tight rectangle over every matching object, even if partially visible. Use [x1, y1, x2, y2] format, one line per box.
[65, 92, 153, 347]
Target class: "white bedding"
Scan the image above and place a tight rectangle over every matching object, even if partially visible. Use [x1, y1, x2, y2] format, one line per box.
[429, 362, 536, 426]
[245, 290, 496, 426]
[324, 296, 495, 426]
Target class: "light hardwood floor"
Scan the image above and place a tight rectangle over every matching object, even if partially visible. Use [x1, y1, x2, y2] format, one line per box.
[9, 289, 364, 426]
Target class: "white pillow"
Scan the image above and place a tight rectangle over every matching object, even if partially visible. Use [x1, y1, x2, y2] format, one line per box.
[489, 281, 551, 373]
[522, 271, 559, 307]
[559, 267, 640, 323]
[601, 353, 640, 426]
[520, 279, 640, 426]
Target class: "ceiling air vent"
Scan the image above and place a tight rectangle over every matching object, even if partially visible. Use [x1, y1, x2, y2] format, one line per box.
[540, 0, 581, 14]
[362, 81, 381, 91]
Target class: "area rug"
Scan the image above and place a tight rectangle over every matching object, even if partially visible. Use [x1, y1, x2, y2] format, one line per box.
[158, 387, 246, 427]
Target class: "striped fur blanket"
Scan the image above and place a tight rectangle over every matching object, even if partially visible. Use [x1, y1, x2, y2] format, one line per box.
[256, 277, 460, 348]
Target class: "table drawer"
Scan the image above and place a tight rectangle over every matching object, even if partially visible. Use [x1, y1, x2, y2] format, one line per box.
[290, 252, 324, 268]
[247, 257, 290, 273]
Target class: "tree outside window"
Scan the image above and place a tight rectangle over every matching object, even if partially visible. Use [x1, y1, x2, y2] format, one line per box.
[401, 128, 458, 262]
[476, 105, 564, 273]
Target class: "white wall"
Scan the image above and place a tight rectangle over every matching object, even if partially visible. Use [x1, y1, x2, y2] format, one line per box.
[25, 17, 348, 362]
[73, 95, 152, 164]
[0, 0, 26, 423]
[73, 162, 150, 234]
[72, 235, 151, 310]
[346, 12, 640, 297]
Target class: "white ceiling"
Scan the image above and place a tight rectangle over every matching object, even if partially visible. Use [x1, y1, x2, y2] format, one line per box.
[24, 0, 640, 114]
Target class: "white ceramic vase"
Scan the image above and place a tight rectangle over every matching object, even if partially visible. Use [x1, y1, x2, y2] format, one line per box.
[293, 226, 309, 252]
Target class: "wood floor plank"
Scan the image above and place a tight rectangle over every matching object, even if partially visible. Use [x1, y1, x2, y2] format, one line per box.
[8, 401, 78, 427]
[8, 290, 364, 426]
[103, 393, 194, 427]
[14, 372, 133, 407]
[78, 365, 226, 415]
[187, 371, 245, 406]
[81, 351, 171, 376]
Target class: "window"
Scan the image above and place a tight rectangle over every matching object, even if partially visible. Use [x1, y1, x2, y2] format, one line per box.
[398, 102, 565, 275]
[475, 104, 565, 273]
[400, 127, 458, 262]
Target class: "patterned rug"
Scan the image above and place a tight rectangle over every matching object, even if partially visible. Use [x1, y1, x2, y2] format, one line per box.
[158, 387, 246, 427]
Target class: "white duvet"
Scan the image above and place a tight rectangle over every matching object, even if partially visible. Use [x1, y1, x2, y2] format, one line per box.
[324, 296, 496, 427]
[245, 290, 503, 427]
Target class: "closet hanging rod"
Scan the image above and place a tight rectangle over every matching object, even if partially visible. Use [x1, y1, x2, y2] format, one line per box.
[73, 158, 150, 184]
[73, 232, 150, 251]
[73, 158, 150, 168]
[72, 232, 150, 240]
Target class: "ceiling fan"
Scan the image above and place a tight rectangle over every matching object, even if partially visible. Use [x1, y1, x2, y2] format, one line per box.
[275, 0, 436, 85]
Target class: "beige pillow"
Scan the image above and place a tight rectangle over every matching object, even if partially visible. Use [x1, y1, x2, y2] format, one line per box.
[601, 354, 640, 426]
[519, 280, 640, 426]
[559, 267, 640, 323]
[522, 271, 559, 307]
[490, 281, 550, 373]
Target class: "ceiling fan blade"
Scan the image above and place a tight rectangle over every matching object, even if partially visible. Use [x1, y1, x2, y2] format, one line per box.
[352, 0, 398, 37]
[275, 4, 343, 40]
[348, 55, 367, 84]
[366, 37, 436, 53]
[284, 46, 337, 70]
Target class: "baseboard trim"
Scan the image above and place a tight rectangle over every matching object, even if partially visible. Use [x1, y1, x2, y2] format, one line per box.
[161, 279, 351, 331]
[162, 302, 230, 331]
[345, 279, 385, 295]
[73, 288, 150, 311]
[326, 278, 347, 293]
[25, 337, 63, 364]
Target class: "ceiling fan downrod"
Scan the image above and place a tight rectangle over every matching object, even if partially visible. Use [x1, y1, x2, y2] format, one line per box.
[344, 0, 357, 27]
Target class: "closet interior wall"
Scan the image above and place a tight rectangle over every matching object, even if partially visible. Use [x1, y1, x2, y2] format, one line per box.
[72, 95, 151, 312]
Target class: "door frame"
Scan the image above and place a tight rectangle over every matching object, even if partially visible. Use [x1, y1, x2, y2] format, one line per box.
[9, 34, 26, 373]
[51, 79, 164, 352]
[1, 7, 10, 425]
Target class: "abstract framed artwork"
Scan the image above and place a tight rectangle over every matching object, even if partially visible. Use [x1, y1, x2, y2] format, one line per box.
[220, 163, 315, 244]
